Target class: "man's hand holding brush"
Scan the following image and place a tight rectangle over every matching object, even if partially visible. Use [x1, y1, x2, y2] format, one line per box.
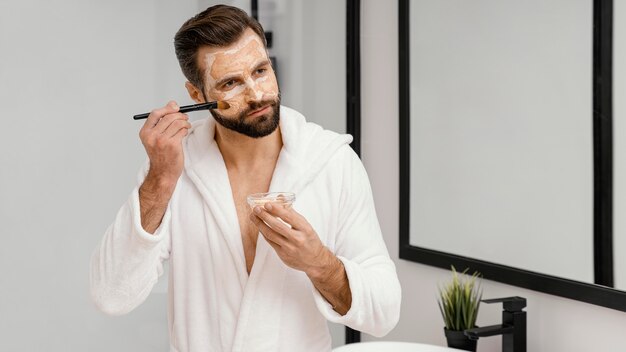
[138, 101, 191, 234]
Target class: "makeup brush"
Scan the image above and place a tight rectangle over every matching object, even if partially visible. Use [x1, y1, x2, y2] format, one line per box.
[133, 101, 230, 120]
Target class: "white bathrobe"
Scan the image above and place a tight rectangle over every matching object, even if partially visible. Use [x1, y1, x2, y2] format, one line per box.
[90, 106, 401, 352]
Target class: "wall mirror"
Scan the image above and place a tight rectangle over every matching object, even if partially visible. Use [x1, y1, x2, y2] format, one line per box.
[399, 0, 626, 311]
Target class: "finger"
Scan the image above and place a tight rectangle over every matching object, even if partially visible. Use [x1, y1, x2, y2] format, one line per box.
[171, 125, 189, 141]
[249, 212, 286, 246]
[163, 119, 192, 138]
[252, 207, 292, 237]
[263, 202, 308, 231]
[144, 101, 179, 129]
[264, 234, 283, 253]
[154, 113, 189, 134]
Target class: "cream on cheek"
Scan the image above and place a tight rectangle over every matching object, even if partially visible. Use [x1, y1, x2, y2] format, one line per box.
[256, 75, 278, 99]
[215, 95, 245, 118]
[209, 87, 246, 118]
[207, 74, 277, 118]
[223, 81, 245, 100]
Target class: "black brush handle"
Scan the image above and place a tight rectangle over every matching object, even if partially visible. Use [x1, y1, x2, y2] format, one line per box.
[133, 101, 217, 120]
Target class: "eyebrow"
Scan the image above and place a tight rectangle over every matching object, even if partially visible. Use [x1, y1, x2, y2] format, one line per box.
[252, 59, 271, 72]
[214, 59, 271, 88]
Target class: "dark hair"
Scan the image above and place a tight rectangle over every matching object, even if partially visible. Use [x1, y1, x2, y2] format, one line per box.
[174, 5, 267, 93]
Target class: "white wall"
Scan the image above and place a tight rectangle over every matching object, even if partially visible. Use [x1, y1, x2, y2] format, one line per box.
[360, 1, 626, 351]
[0, 1, 347, 350]
[0, 1, 195, 350]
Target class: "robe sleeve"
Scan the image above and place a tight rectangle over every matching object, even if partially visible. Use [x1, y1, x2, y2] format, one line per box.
[89, 161, 172, 316]
[311, 147, 402, 337]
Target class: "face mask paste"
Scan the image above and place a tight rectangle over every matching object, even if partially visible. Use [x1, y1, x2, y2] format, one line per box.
[201, 28, 279, 118]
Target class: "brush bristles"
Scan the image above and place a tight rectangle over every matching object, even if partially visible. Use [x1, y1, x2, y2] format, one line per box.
[216, 101, 230, 109]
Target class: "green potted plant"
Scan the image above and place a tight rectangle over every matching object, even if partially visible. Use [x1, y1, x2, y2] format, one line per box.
[438, 267, 482, 352]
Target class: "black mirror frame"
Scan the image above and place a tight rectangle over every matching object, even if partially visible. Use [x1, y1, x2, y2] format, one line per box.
[346, 0, 362, 344]
[398, 0, 626, 312]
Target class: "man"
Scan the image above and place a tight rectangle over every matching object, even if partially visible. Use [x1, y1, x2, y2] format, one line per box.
[90, 5, 400, 352]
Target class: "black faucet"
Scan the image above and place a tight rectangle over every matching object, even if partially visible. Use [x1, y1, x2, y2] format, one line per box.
[464, 296, 527, 352]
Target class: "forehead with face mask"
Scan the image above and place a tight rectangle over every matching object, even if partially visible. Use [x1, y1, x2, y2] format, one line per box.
[197, 28, 281, 138]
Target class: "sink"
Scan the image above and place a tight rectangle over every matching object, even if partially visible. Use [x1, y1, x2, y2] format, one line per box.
[332, 342, 466, 352]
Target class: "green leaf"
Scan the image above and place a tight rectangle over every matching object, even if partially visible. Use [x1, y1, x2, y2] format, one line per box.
[437, 266, 483, 331]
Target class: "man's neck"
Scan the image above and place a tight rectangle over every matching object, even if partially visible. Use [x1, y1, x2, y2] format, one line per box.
[214, 125, 283, 172]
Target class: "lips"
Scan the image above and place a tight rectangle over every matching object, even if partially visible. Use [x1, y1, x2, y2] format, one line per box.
[247, 105, 271, 118]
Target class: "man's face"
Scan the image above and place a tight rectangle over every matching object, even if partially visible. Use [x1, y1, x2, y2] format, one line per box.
[198, 28, 280, 138]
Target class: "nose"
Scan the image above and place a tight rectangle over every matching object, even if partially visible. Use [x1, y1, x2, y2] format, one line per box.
[243, 76, 263, 104]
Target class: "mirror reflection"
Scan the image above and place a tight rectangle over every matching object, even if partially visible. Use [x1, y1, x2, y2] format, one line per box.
[403, 0, 626, 298]
[408, 0, 595, 284]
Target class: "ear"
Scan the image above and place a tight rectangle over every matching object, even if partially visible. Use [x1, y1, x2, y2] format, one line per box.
[185, 82, 206, 103]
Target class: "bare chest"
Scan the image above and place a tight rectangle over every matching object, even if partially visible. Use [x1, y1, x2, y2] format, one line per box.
[228, 169, 274, 275]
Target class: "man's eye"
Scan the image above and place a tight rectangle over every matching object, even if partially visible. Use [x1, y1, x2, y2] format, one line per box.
[223, 80, 236, 88]
[255, 68, 266, 75]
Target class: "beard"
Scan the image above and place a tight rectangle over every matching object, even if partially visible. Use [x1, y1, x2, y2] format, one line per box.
[210, 94, 281, 138]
